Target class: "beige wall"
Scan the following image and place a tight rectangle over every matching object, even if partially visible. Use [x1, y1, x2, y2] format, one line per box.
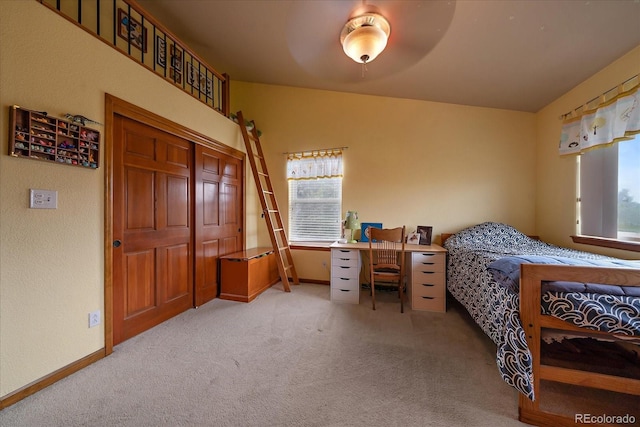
[231, 83, 537, 280]
[0, 2, 255, 397]
[535, 45, 640, 260]
[1, 0, 637, 402]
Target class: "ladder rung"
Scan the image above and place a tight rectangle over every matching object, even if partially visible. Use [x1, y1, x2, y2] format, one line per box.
[237, 110, 297, 292]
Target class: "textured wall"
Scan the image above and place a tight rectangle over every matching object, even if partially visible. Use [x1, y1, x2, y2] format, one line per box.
[0, 1, 245, 397]
[231, 83, 537, 281]
[535, 45, 640, 260]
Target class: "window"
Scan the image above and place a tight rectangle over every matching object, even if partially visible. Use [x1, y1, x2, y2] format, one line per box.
[288, 178, 342, 241]
[286, 149, 343, 242]
[578, 135, 640, 243]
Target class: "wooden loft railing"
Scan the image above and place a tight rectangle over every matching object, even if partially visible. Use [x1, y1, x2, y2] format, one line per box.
[37, 0, 230, 117]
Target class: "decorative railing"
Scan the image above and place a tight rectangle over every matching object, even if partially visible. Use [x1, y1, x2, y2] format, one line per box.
[37, 0, 230, 117]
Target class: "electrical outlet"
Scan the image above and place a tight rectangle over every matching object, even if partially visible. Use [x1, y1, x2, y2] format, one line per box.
[88, 310, 101, 328]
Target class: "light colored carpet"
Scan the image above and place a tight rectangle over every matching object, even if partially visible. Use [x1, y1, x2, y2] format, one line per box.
[2, 284, 535, 426]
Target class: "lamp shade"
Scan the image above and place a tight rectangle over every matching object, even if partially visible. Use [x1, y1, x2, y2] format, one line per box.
[340, 13, 391, 64]
[344, 211, 360, 230]
[342, 25, 388, 63]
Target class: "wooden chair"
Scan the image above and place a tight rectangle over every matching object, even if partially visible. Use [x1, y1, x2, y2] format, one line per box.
[368, 226, 406, 313]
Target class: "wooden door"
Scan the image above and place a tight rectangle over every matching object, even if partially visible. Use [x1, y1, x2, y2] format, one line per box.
[112, 115, 193, 345]
[194, 145, 243, 306]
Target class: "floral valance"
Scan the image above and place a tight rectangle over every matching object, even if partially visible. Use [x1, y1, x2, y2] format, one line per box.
[286, 149, 343, 180]
[559, 81, 639, 155]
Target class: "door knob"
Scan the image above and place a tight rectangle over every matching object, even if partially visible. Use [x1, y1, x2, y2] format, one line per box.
[113, 239, 122, 248]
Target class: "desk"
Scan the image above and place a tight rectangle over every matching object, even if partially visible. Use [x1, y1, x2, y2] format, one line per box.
[329, 242, 447, 312]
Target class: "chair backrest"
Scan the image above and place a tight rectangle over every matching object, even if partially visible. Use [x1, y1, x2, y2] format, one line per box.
[369, 226, 406, 269]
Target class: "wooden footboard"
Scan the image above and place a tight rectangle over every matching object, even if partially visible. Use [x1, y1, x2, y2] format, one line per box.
[519, 264, 640, 427]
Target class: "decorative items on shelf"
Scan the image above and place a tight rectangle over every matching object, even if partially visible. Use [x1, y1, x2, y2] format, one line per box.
[343, 211, 360, 243]
[9, 105, 101, 169]
[360, 222, 382, 243]
[230, 113, 262, 137]
[417, 225, 433, 245]
[406, 230, 420, 244]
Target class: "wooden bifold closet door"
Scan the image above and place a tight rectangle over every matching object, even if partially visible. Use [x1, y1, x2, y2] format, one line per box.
[112, 114, 243, 345]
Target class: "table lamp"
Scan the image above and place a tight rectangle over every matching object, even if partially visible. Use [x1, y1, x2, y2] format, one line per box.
[344, 211, 360, 243]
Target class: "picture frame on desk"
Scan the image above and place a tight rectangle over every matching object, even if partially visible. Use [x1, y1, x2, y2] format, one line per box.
[417, 225, 433, 245]
[407, 231, 420, 245]
[360, 222, 382, 243]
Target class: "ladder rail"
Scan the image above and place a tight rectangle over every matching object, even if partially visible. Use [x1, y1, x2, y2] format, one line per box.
[236, 111, 299, 291]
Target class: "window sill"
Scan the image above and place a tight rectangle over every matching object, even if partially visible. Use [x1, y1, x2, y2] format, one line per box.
[290, 242, 332, 251]
[571, 235, 640, 253]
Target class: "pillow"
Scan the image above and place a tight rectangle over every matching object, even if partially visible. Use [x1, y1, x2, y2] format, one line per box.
[487, 255, 640, 296]
[444, 222, 535, 252]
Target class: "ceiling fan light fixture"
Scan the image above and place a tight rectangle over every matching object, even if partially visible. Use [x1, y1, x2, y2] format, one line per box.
[340, 13, 391, 64]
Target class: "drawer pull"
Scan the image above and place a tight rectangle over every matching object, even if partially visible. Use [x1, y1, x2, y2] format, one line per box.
[421, 283, 435, 287]
[420, 253, 435, 256]
[421, 262, 435, 266]
[339, 258, 350, 261]
[340, 277, 350, 281]
[340, 266, 351, 269]
[421, 271, 435, 274]
[421, 296, 435, 300]
[339, 250, 351, 253]
[340, 289, 351, 292]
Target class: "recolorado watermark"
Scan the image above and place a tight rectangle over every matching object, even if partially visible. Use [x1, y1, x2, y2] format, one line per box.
[575, 413, 636, 424]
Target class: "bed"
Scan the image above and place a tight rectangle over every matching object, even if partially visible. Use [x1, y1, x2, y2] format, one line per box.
[442, 222, 640, 426]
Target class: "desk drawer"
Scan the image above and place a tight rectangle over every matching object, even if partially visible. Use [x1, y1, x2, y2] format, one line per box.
[331, 287, 360, 303]
[332, 249, 359, 267]
[412, 295, 445, 312]
[331, 264, 360, 280]
[332, 248, 359, 260]
[330, 275, 359, 291]
[412, 280, 444, 298]
[332, 257, 359, 269]
[412, 252, 445, 272]
[411, 271, 445, 287]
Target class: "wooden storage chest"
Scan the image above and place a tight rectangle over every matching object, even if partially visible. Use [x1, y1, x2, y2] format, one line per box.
[219, 248, 279, 302]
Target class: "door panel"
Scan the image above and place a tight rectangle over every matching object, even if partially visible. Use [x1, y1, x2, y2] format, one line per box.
[194, 145, 243, 306]
[165, 243, 190, 301]
[126, 169, 154, 230]
[125, 250, 155, 317]
[113, 115, 193, 344]
[166, 175, 189, 227]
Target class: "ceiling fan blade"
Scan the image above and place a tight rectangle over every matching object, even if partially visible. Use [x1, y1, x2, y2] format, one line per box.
[286, 1, 456, 83]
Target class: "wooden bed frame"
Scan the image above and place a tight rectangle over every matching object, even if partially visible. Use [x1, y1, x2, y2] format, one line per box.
[441, 233, 640, 426]
[519, 263, 640, 427]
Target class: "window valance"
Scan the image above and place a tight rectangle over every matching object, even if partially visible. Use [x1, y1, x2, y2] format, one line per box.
[559, 77, 639, 155]
[286, 149, 343, 180]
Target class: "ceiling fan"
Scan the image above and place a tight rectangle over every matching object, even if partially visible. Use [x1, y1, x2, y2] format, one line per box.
[286, 1, 456, 82]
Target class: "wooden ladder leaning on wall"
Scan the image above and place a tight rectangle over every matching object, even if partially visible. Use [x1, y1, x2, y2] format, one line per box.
[236, 110, 299, 292]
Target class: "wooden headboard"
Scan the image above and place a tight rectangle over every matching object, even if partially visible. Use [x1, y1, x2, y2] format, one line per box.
[440, 233, 540, 244]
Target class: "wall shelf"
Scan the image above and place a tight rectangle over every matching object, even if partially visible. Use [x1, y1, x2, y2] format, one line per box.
[9, 105, 100, 169]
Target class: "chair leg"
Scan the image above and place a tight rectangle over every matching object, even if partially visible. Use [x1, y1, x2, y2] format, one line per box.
[371, 281, 376, 310]
[399, 281, 404, 313]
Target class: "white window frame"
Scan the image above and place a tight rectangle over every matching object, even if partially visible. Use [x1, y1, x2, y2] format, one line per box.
[288, 177, 342, 242]
[576, 136, 640, 250]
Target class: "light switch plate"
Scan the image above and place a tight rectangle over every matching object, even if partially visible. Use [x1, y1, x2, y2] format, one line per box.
[30, 189, 58, 209]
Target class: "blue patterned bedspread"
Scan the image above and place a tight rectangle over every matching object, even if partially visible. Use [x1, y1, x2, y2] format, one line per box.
[443, 222, 640, 400]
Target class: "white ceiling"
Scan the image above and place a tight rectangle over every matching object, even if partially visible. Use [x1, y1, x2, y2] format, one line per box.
[135, 0, 640, 113]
